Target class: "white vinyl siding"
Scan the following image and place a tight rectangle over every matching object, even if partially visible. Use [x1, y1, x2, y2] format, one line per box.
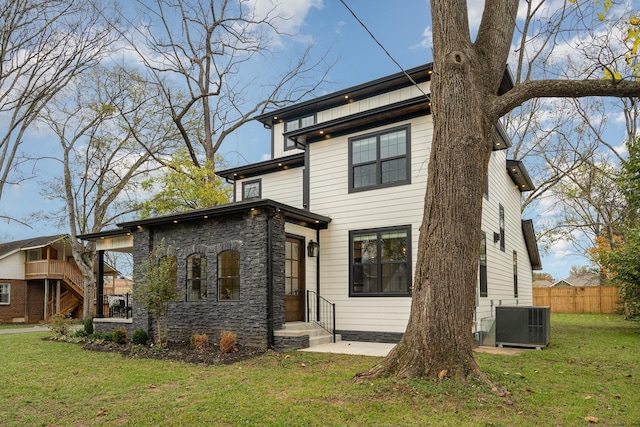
[311, 117, 430, 333]
[474, 149, 534, 328]
[271, 82, 430, 160]
[237, 168, 304, 208]
[0, 252, 27, 280]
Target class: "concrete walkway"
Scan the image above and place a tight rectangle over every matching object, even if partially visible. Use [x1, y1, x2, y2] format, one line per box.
[0, 325, 50, 334]
[300, 341, 526, 357]
[299, 341, 396, 357]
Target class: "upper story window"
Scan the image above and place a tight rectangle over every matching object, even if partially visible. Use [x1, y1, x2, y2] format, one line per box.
[350, 226, 411, 296]
[242, 179, 261, 200]
[186, 254, 207, 301]
[0, 283, 9, 304]
[284, 115, 315, 150]
[349, 125, 410, 192]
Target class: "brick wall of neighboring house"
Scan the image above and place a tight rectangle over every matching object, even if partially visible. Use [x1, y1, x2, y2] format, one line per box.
[132, 210, 286, 349]
[26, 281, 45, 323]
[0, 279, 27, 323]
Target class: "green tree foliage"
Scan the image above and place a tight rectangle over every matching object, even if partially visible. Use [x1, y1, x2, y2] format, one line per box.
[139, 149, 231, 218]
[133, 241, 179, 346]
[607, 229, 640, 318]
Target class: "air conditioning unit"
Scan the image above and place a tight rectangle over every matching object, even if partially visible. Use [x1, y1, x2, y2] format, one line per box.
[495, 306, 550, 350]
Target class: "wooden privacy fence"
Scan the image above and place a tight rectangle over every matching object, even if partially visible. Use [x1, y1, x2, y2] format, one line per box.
[533, 286, 621, 314]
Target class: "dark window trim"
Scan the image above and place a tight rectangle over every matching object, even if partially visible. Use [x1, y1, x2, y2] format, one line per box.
[499, 204, 505, 252]
[479, 231, 488, 298]
[349, 225, 412, 297]
[0, 283, 10, 304]
[185, 253, 207, 302]
[348, 124, 411, 193]
[217, 250, 240, 301]
[484, 172, 489, 200]
[284, 114, 316, 151]
[513, 250, 518, 298]
[242, 179, 262, 200]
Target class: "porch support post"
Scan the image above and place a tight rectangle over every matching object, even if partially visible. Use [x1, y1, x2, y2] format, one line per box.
[96, 250, 105, 318]
[44, 278, 49, 320]
[56, 280, 61, 314]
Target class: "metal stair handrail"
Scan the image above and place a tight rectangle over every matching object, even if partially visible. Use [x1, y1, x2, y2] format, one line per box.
[306, 290, 336, 343]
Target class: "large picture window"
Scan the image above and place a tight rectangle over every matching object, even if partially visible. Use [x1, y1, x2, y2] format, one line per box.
[0, 283, 9, 304]
[350, 226, 411, 296]
[186, 254, 207, 301]
[218, 251, 240, 301]
[349, 126, 410, 192]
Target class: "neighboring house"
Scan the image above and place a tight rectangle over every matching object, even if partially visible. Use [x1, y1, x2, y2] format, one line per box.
[552, 272, 601, 288]
[81, 63, 542, 349]
[533, 280, 554, 288]
[0, 235, 83, 323]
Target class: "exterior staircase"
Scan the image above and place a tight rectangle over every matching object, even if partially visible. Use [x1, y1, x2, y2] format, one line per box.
[275, 322, 341, 348]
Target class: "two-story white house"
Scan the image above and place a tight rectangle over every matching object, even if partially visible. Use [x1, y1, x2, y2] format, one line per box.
[82, 63, 541, 350]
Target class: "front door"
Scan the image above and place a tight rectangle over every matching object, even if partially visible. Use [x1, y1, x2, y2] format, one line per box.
[285, 237, 305, 322]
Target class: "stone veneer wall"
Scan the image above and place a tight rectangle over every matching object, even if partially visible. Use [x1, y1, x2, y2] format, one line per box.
[131, 210, 286, 349]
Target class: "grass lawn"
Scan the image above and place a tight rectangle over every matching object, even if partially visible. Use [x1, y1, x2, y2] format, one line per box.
[0, 314, 637, 426]
[0, 324, 38, 330]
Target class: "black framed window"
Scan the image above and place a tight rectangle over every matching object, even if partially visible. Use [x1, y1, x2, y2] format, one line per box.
[350, 226, 411, 296]
[284, 115, 315, 150]
[0, 283, 9, 304]
[499, 204, 505, 252]
[186, 254, 207, 301]
[349, 126, 410, 191]
[513, 251, 518, 298]
[479, 232, 488, 297]
[242, 179, 261, 200]
[218, 251, 240, 301]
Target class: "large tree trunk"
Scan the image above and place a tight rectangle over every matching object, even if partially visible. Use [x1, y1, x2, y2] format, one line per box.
[360, 0, 518, 381]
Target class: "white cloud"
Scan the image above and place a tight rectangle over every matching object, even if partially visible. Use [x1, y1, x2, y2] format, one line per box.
[246, 0, 323, 36]
[411, 26, 433, 50]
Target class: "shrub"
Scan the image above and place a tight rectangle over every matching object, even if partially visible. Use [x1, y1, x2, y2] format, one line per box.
[219, 330, 237, 353]
[131, 329, 149, 345]
[47, 313, 74, 339]
[190, 333, 209, 351]
[83, 318, 94, 335]
[92, 331, 113, 341]
[112, 327, 127, 344]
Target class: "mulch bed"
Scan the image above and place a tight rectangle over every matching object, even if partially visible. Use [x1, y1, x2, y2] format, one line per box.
[81, 340, 267, 365]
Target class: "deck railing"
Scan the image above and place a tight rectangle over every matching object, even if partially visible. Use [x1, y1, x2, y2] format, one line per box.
[25, 260, 84, 297]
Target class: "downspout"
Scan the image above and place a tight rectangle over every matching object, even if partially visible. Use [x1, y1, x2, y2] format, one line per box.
[315, 229, 320, 321]
[266, 209, 276, 349]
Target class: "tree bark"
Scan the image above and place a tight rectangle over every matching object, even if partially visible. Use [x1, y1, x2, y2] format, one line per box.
[360, 0, 518, 381]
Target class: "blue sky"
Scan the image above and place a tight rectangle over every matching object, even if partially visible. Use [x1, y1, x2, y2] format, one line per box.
[1, 0, 631, 281]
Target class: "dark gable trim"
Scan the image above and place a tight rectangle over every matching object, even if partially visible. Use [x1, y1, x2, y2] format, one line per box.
[217, 153, 305, 181]
[116, 199, 331, 231]
[285, 97, 428, 146]
[522, 219, 542, 270]
[256, 63, 434, 127]
[255, 63, 513, 128]
[507, 159, 535, 192]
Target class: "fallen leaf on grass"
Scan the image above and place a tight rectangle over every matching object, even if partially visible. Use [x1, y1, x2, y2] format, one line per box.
[584, 416, 598, 423]
[438, 369, 448, 379]
[300, 363, 306, 367]
[584, 395, 592, 400]
[96, 410, 108, 417]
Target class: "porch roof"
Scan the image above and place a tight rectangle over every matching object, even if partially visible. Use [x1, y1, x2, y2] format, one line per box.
[79, 200, 331, 244]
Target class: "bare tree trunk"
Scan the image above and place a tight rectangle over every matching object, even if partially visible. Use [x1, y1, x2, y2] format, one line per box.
[360, 0, 518, 381]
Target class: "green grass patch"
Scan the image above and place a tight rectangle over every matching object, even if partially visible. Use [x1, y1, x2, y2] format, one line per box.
[0, 314, 638, 426]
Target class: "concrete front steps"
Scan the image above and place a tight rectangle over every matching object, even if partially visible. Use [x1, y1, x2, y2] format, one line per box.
[275, 322, 340, 348]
